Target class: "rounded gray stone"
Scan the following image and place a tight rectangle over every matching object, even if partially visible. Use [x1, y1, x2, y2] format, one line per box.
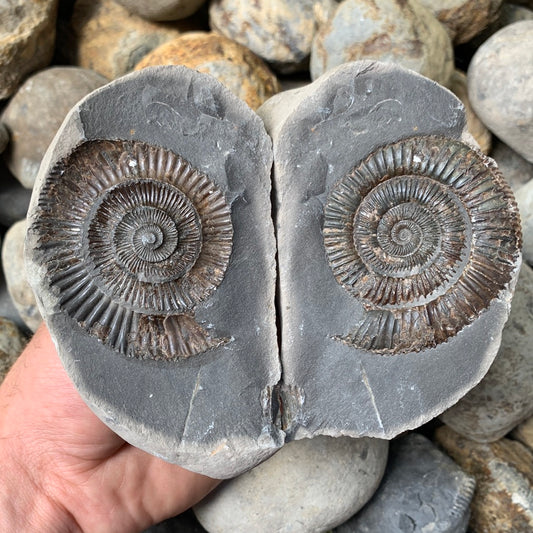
[311, 0, 454, 86]
[440, 264, 533, 442]
[491, 138, 533, 192]
[468, 21, 533, 163]
[25, 65, 280, 478]
[1, 66, 108, 189]
[2, 219, 42, 333]
[336, 432, 475, 533]
[257, 60, 522, 441]
[114, 0, 206, 20]
[194, 435, 389, 533]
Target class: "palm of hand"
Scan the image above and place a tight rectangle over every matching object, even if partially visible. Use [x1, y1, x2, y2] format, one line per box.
[0, 326, 218, 532]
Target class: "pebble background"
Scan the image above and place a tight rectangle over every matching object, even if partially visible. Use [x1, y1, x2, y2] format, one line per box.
[0, 0, 532, 532]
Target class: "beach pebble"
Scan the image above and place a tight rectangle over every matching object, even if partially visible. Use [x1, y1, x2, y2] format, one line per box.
[2, 220, 42, 332]
[440, 263, 533, 442]
[310, 0, 454, 86]
[194, 436, 389, 532]
[1, 66, 107, 189]
[468, 21, 533, 163]
[68, 0, 204, 80]
[336, 433, 474, 533]
[491, 137, 533, 191]
[0, 0, 59, 99]
[0, 317, 27, 383]
[135, 32, 280, 109]
[418, 0, 502, 44]
[435, 426, 533, 533]
[449, 70, 491, 154]
[114, 0, 205, 21]
[209, 0, 331, 73]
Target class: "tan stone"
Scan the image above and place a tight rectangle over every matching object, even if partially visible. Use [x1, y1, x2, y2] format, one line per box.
[435, 426, 533, 533]
[0, 0, 59, 99]
[135, 32, 281, 109]
[69, 0, 205, 80]
[419, 0, 503, 44]
[513, 417, 533, 450]
[449, 69, 491, 154]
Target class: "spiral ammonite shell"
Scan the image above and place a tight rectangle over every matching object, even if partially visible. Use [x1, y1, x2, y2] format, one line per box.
[323, 135, 521, 354]
[32, 140, 233, 360]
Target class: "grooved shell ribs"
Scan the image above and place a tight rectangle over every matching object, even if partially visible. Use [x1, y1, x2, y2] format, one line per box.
[323, 135, 522, 354]
[31, 139, 233, 360]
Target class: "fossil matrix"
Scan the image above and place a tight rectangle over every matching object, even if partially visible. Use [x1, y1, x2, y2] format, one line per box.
[27, 62, 522, 477]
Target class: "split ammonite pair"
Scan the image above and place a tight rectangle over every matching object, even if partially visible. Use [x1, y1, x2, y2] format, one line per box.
[26, 61, 522, 478]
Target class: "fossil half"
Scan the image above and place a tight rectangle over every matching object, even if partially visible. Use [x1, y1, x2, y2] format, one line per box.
[323, 135, 522, 354]
[31, 139, 233, 360]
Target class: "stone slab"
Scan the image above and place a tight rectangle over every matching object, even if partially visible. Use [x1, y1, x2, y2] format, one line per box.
[257, 60, 521, 441]
[25, 66, 281, 478]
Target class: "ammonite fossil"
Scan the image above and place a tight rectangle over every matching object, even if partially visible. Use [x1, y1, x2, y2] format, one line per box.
[31, 139, 233, 360]
[323, 135, 521, 354]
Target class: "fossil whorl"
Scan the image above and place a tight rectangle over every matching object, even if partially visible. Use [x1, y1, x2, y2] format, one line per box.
[323, 135, 522, 354]
[31, 140, 233, 360]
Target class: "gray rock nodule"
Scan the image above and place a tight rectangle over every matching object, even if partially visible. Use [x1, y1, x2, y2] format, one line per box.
[1, 67, 108, 190]
[24, 60, 523, 478]
[25, 66, 280, 479]
[468, 21, 533, 163]
[257, 60, 522, 442]
[336, 432, 475, 533]
[194, 435, 389, 533]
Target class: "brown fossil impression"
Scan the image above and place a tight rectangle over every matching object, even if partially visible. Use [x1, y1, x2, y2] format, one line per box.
[31, 140, 233, 360]
[323, 135, 522, 354]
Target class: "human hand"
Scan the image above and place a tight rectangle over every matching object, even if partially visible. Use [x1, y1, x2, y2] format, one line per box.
[0, 325, 220, 532]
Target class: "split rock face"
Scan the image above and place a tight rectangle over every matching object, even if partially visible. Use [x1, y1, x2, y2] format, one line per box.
[26, 62, 522, 478]
[26, 66, 280, 479]
[258, 61, 522, 441]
